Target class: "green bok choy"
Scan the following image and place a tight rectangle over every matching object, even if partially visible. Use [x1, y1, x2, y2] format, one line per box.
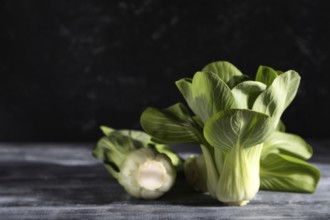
[93, 126, 180, 199]
[140, 61, 320, 205]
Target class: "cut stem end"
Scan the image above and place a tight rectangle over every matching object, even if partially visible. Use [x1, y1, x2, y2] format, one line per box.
[137, 160, 167, 191]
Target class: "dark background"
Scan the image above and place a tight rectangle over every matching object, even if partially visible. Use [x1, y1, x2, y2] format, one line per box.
[0, 0, 329, 141]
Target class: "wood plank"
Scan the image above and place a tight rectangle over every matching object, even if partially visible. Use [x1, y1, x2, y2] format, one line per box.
[0, 203, 329, 220]
[0, 142, 329, 219]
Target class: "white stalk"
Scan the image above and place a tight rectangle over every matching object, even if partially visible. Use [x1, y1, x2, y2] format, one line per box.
[216, 143, 263, 206]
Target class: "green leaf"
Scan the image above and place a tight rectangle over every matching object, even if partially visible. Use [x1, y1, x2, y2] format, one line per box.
[100, 126, 115, 136]
[176, 71, 236, 123]
[192, 115, 204, 128]
[262, 131, 313, 160]
[260, 153, 320, 193]
[204, 109, 274, 151]
[275, 120, 286, 132]
[99, 126, 153, 147]
[92, 137, 110, 161]
[140, 103, 204, 144]
[93, 135, 140, 167]
[252, 70, 301, 126]
[113, 130, 153, 146]
[93, 129, 159, 171]
[231, 81, 267, 109]
[154, 145, 183, 171]
[202, 61, 243, 83]
[175, 78, 193, 105]
[104, 163, 120, 180]
[255, 65, 278, 86]
[227, 75, 250, 89]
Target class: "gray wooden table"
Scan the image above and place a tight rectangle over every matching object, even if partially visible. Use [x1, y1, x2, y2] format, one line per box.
[0, 141, 329, 220]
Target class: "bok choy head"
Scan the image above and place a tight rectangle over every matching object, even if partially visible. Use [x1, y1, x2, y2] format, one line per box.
[141, 61, 320, 205]
[93, 126, 179, 199]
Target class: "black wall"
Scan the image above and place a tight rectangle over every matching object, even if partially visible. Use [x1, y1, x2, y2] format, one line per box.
[1, 0, 329, 141]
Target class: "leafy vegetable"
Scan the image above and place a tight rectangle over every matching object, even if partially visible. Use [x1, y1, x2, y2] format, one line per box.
[141, 61, 320, 205]
[93, 127, 179, 199]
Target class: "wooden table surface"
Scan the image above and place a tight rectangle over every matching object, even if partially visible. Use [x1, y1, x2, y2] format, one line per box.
[0, 141, 329, 220]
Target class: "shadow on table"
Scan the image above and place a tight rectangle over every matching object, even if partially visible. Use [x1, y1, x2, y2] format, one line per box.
[1, 161, 222, 207]
[40, 173, 223, 207]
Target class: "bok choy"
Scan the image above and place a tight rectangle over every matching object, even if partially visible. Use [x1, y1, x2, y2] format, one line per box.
[140, 61, 320, 205]
[93, 126, 179, 199]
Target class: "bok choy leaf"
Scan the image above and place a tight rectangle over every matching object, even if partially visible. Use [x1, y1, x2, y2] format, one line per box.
[176, 71, 236, 123]
[260, 153, 320, 193]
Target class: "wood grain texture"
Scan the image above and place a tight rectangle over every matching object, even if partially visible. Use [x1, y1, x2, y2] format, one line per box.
[0, 142, 329, 219]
